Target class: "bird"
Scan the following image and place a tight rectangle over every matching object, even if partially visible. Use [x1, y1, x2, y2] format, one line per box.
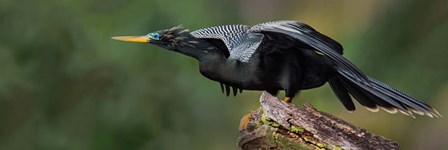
[112, 20, 441, 118]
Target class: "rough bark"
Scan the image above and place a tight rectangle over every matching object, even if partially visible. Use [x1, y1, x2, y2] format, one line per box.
[238, 92, 400, 150]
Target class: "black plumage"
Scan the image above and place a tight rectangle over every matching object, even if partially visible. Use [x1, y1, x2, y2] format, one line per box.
[112, 20, 441, 118]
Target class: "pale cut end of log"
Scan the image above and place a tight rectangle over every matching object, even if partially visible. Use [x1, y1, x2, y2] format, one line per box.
[238, 92, 400, 150]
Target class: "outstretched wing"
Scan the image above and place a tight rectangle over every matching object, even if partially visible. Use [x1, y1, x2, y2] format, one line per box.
[250, 20, 368, 83]
[190, 25, 264, 62]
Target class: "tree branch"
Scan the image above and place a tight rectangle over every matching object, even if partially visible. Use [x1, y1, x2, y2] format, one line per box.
[238, 92, 400, 150]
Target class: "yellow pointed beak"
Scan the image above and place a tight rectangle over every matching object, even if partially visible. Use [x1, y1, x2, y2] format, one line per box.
[111, 36, 149, 43]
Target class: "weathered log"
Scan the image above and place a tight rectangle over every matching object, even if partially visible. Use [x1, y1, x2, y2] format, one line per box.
[238, 92, 399, 150]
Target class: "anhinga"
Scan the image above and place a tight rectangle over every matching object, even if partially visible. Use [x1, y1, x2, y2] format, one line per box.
[112, 20, 440, 118]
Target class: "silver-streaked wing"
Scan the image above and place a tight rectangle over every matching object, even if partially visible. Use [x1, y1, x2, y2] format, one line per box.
[191, 25, 263, 62]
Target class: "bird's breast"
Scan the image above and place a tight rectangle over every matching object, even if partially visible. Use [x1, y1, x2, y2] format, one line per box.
[199, 57, 281, 90]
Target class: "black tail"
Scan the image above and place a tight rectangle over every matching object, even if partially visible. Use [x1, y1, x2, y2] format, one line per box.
[329, 69, 441, 118]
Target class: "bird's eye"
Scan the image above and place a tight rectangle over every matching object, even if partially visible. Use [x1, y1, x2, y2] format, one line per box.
[149, 33, 160, 40]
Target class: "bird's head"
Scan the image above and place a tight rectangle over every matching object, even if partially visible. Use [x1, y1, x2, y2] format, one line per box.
[112, 26, 194, 51]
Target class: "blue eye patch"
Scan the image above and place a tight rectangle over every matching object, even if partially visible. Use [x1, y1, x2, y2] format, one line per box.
[148, 33, 160, 40]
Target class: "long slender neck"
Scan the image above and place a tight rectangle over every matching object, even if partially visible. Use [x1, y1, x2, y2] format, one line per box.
[175, 45, 208, 60]
[172, 36, 228, 60]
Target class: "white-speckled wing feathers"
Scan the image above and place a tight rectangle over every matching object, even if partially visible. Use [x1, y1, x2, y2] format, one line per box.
[191, 24, 263, 62]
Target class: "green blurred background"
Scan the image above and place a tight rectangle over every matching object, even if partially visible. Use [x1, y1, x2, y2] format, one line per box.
[1, 0, 447, 149]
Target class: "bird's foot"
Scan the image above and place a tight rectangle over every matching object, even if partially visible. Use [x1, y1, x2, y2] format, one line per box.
[239, 113, 251, 130]
[283, 97, 292, 103]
